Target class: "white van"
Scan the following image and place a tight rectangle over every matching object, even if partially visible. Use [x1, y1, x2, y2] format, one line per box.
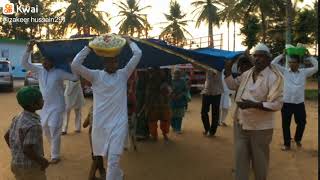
[0, 59, 14, 91]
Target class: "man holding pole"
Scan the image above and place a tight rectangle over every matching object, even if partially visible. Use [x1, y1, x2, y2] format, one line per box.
[22, 41, 79, 164]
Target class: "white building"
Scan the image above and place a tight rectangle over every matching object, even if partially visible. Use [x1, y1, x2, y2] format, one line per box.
[0, 38, 28, 78]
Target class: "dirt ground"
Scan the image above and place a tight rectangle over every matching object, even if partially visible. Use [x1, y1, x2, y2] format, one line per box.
[0, 80, 318, 180]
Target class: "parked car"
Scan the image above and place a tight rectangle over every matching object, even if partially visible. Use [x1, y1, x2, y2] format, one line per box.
[0, 60, 14, 91]
[24, 63, 42, 86]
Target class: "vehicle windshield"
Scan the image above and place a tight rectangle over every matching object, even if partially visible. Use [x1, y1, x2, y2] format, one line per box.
[0, 62, 9, 72]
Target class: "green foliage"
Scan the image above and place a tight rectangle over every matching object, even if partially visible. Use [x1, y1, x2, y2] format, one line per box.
[160, 1, 192, 46]
[191, 0, 221, 28]
[219, 0, 240, 24]
[191, 0, 222, 46]
[0, 0, 45, 39]
[0, 0, 317, 51]
[305, 89, 318, 101]
[235, 0, 282, 42]
[60, 0, 110, 35]
[113, 0, 151, 37]
[240, 15, 260, 49]
[293, 8, 317, 45]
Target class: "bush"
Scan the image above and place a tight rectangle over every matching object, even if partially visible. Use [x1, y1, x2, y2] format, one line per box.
[305, 89, 318, 100]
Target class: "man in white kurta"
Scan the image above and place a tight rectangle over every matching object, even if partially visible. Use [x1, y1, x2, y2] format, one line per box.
[22, 41, 79, 163]
[71, 38, 142, 180]
[219, 69, 232, 126]
[62, 80, 85, 134]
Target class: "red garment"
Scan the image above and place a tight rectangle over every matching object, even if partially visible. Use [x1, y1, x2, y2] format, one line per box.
[148, 120, 170, 138]
[128, 71, 137, 115]
[147, 108, 172, 138]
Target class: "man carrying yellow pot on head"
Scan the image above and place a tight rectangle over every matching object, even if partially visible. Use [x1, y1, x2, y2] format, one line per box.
[71, 34, 142, 180]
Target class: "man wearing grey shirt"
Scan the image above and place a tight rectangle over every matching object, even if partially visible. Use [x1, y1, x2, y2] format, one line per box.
[200, 70, 223, 136]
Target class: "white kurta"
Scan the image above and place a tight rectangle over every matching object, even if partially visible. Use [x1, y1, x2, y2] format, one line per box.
[71, 42, 142, 156]
[22, 50, 79, 127]
[64, 80, 85, 109]
[220, 69, 232, 109]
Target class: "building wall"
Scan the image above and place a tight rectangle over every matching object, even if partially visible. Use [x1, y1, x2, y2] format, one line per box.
[0, 42, 28, 78]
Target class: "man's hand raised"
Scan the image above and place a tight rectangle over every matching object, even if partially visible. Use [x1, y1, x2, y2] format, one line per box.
[224, 59, 236, 77]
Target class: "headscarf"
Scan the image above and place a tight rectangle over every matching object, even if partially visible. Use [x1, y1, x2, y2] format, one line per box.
[16, 86, 42, 108]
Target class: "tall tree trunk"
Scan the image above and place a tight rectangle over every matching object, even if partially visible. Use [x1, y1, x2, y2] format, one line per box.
[77, 26, 82, 35]
[130, 27, 134, 37]
[260, 8, 267, 43]
[286, 0, 292, 45]
[227, 21, 230, 51]
[30, 28, 33, 39]
[46, 24, 50, 39]
[285, 0, 293, 68]
[12, 22, 18, 39]
[145, 25, 148, 38]
[233, 20, 236, 51]
[38, 25, 41, 39]
[83, 26, 90, 35]
[208, 21, 213, 47]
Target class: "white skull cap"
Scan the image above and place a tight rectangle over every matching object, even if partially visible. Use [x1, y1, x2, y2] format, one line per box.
[252, 43, 271, 57]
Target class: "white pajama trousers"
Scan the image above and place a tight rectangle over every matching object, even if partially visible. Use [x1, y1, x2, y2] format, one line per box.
[219, 108, 229, 124]
[105, 154, 123, 180]
[43, 125, 62, 159]
[62, 108, 82, 132]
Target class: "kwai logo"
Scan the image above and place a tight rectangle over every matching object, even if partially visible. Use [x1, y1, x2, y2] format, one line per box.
[3, 3, 14, 15]
[3, 3, 39, 15]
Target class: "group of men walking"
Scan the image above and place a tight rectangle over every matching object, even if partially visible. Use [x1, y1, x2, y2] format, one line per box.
[4, 38, 318, 180]
[200, 43, 317, 180]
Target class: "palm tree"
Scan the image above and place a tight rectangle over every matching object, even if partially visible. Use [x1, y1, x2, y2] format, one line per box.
[219, 0, 241, 50]
[191, 0, 223, 47]
[159, 1, 192, 46]
[0, 0, 45, 39]
[113, 0, 151, 37]
[235, 0, 285, 43]
[56, 0, 110, 35]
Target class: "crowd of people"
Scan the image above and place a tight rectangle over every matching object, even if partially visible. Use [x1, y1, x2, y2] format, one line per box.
[3, 38, 318, 180]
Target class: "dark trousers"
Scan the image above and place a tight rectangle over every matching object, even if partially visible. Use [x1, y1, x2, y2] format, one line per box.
[201, 94, 221, 135]
[281, 103, 307, 147]
[89, 155, 106, 179]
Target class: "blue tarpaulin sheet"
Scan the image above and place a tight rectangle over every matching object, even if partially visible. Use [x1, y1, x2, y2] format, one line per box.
[36, 38, 243, 73]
